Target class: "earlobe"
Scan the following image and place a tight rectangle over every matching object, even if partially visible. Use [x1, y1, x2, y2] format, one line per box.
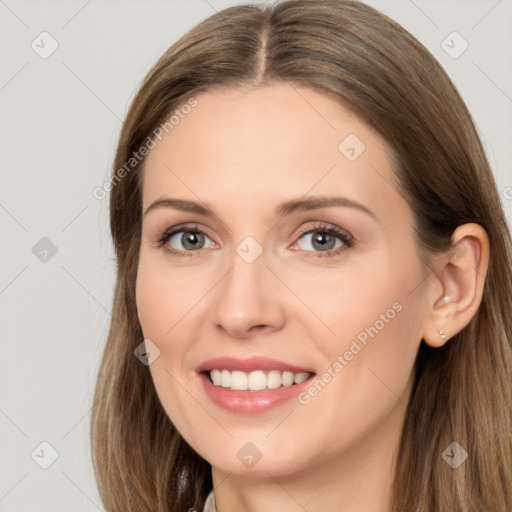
[422, 223, 490, 348]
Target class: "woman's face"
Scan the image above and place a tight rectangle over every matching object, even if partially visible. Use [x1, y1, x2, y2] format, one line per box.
[136, 83, 431, 477]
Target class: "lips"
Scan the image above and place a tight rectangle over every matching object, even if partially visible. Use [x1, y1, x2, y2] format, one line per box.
[196, 356, 314, 374]
[196, 356, 316, 414]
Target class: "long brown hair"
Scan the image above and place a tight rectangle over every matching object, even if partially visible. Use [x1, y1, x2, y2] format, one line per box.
[90, 1, 512, 510]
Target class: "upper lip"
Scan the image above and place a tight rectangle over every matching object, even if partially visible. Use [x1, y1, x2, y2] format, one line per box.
[196, 356, 314, 374]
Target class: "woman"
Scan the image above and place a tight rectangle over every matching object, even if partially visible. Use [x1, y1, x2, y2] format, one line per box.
[90, 1, 512, 511]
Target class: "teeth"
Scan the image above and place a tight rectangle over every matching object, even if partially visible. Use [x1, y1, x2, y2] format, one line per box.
[231, 371, 248, 390]
[294, 372, 309, 384]
[220, 369, 231, 388]
[282, 371, 294, 387]
[267, 370, 282, 389]
[210, 369, 221, 386]
[208, 369, 311, 391]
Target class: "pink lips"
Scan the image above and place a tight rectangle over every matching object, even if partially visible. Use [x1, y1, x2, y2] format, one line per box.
[196, 356, 313, 374]
[196, 356, 315, 414]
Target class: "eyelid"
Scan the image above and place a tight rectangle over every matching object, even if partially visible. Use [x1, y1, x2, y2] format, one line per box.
[293, 221, 353, 242]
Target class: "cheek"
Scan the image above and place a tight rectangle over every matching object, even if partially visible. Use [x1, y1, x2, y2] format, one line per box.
[286, 257, 403, 343]
[134, 256, 198, 397]
[292, 287, 421, 462]
[135, 254, 201, 341]
[135, 257, 205, 441]
[301, 255, 423, 399]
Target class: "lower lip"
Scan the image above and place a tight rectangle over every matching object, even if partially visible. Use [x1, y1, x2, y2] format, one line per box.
[198, 372, 314, 414]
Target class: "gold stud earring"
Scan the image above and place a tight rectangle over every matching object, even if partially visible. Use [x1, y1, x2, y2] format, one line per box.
[439, 329, 447, 341]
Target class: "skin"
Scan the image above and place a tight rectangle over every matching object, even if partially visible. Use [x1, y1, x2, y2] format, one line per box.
[136, 83, 490, 512]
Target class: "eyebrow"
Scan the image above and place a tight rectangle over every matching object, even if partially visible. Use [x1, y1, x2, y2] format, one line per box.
[143, 196, 376, 219]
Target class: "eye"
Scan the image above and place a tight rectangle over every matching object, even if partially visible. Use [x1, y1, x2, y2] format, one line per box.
[291, 222, 354, 257]
[157, 223, 216, 256]
[156, 221, 354, 258]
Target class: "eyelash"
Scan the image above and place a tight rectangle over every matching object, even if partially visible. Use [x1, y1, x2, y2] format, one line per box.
[156, 222, 354, 258]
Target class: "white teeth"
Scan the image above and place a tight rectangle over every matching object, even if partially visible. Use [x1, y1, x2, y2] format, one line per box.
[267, 370, 282, 389]
[230, 371, 248, 390]
[208, 369, 312, 391]
[248, 371, 267, 391]
[210, 369, 221, 386]
[282, 371, 294, 387]
[220, 369, 231, 388]
[294, 372, 309, 384]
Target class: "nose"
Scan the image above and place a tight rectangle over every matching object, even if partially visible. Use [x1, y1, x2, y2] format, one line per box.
[211, 246, 286, 339]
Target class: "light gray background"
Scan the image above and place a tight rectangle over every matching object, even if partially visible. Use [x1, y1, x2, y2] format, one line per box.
[1, 0, 511, 510]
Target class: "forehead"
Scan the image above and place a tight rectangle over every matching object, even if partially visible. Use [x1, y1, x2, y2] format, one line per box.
[141, 83, 405, 222]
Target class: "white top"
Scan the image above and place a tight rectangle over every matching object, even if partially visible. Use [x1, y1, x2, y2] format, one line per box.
[203, 490, 216, 512]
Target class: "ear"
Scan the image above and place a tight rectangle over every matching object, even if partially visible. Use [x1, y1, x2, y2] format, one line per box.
[422, 223, 490, 348]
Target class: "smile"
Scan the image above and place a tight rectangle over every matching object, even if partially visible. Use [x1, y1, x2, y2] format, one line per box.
[196, 356, 316, 413]
[208, 369, 311, 391]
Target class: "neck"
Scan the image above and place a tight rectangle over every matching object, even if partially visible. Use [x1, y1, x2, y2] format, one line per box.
[211, 396, 406, 512]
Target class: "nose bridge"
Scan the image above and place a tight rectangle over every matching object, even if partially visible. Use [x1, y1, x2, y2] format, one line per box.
[212, 238, 285, 336]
